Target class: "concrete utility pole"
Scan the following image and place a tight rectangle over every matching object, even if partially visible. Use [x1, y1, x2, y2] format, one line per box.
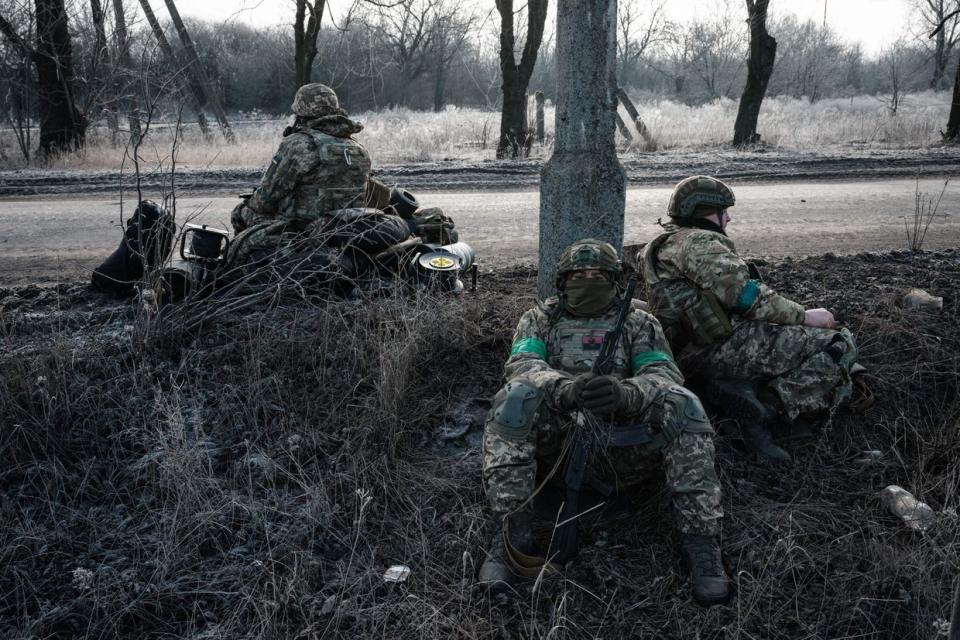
[537, 0, 625, 298]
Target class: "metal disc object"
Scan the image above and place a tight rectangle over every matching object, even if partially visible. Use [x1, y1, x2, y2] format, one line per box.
[418, 251, 461, 271]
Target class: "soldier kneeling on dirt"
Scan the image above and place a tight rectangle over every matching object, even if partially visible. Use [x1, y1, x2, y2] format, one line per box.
[641, 176, 867, 463]
[479, 239, 729, 607]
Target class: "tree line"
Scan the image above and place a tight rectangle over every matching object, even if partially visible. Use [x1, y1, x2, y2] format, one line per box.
[1, 0, 959, 161]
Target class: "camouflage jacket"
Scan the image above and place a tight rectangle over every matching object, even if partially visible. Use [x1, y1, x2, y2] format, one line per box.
[243, 115, 371, 227]
[505, 298, 684, 417]
[644, 224, 805, 332]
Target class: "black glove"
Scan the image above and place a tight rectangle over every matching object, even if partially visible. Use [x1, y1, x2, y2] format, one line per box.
[581, 375, 631, 416]
[556, 372, 595, 411]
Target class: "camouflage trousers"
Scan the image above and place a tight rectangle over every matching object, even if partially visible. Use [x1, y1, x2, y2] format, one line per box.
[686, 322, 858, 421]
[482, 393, 723, 537]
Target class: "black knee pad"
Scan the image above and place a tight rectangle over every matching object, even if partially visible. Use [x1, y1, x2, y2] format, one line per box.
[660, 385, 713, 441]
[486, 378, 543, 441]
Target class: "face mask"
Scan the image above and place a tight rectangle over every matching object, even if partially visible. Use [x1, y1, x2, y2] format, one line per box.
[562, 276, 618, 317]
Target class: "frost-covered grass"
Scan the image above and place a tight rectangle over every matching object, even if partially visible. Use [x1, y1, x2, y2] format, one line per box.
[0, 91, 951, 171]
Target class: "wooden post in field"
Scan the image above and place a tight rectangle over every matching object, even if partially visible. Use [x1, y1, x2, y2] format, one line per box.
[615, 112, 633, 142]
[139, 0, 211, 139]
[162, 0, 235, 142]
[522, 92, 533, 156]
[535, 91, 545, 143]
[617, 87, 655, 148]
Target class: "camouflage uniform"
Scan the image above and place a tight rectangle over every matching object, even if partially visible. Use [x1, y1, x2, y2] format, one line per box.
[224, 84, 375, 274]
[482, 298, 723, 536]
[643, 222, 857, 421]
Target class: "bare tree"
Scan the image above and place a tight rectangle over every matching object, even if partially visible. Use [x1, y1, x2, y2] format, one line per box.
[429, 0, 476, 112]
[294, 0, 325, 87]
[0, 0, 86, 156]
[162, 0, 234, 141]
[112, 0, 141, 143]
[617, 0, 665, 85]
[139, 0, 212, 137]
[932, 8, 960, 139]
[912, 0, 960, 89]
[733, 0, 775, 146]
[371, 0, 439, 107]
[647, 20, 697, 97]
[689, 1, 747, 101]
[881, 44, 905, 115]
[495, 0, 548, 159]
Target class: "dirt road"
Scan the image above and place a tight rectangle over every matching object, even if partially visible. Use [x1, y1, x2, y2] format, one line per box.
[1, 177, 957, 285]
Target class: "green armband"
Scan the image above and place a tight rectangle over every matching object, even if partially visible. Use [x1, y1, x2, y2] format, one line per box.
[632, 350, 673, 374]
[734, 279, 761, 314]
[509, 337, 547, 360]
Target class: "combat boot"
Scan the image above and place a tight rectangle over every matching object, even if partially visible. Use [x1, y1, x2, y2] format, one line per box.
[680, 533, 730, 606]
[706, 380, 791, 463]
[477, 510, 533, 592]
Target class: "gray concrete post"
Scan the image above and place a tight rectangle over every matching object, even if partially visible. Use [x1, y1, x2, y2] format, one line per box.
[537, 0, 625, 298]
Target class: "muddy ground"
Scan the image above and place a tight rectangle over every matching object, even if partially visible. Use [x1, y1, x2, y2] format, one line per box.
[2, 146, 960, 196]
[1, 249, 958, 639]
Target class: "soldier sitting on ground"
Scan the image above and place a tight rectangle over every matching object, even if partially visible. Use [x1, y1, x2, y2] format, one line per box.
[479, 239, 730, 607]
[93, 84, 465, 299]
[641, 176, 863, 463]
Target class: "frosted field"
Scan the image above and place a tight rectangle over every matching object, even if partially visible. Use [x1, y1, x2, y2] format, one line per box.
[0, 91, 951, 171]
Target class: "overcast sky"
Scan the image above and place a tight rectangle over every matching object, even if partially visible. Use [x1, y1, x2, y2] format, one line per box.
[175, 0, 914, 57]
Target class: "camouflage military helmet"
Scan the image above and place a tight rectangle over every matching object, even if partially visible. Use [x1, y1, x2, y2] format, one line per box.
[556, 238, 621, 286]
[667, 176, 735, 219]
[291, 83, 340, 117]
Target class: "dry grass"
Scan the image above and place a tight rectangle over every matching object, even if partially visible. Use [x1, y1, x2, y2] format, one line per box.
[0, 91, 951, 171]
[0, 250, 959, 638]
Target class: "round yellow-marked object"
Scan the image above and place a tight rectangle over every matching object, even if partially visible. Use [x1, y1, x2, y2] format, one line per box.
[428, 256, 457, 269]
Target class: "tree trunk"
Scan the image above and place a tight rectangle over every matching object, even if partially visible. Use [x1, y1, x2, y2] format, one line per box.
[538, 0, 625, 298]
[294, 0, 324, 87]
[90, 0, 107, 69]
[932, 24, 947, 89]
[945, 55, 960, 141]
[499, 74, 526, 157]
[163, 0, 234, 141]
[535, 91, 545, 143]
[733, 0, 776, 146]
[139, 0, 211, 138]
[112, 0, 141, 144]
[433, 61, 446, 112]
[34, 0, 86, 156]
[495, 0, 548, 159]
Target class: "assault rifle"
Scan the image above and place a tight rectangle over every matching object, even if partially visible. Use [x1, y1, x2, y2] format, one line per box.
[548, 274, 638, 564]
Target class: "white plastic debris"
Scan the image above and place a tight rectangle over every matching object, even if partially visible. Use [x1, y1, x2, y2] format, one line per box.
[880, 485, 936, 532]
[383, 565, 411, 583]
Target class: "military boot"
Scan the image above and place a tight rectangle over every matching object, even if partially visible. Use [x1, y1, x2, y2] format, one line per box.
[707, 380, 791, 463]
[477, 510, 533, 592]
[680, 533, 730, 606]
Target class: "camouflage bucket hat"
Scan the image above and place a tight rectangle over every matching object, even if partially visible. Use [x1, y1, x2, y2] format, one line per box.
[291, 83, 340, 118]
[667, 176, 736, 219]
